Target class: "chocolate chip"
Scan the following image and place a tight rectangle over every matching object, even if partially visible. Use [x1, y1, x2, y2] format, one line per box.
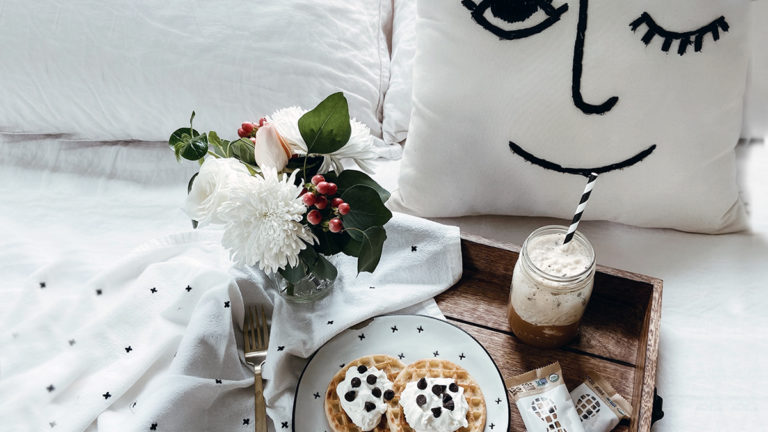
[364, 402, 376, 412]
[431, 407, 442, 418]
[431, 384, 446, 396]
[366, 374, 377, 385]
[416, 394, 427, 407]
[417, 378, 427, 390]
[383, 390, 395, 401]
[443, 395, 455, 411]
[344, 391, 356, 402]
[357, 365, 368, 374]
[449, 383, 459, 393]
[351, 377, 361, 388]
[372, 387, 381, 398]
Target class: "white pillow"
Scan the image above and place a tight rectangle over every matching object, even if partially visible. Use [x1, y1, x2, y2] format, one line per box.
[382, 0, 417, 146]
[742, 0, 768, 139]
[0, 1, 391, 143]
[390, 0, 750, 233]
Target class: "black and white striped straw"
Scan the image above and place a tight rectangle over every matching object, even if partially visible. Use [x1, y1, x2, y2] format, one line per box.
[563, 173, 599, 245]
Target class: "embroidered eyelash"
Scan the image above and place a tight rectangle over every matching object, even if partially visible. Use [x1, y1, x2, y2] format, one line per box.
[629, 12, 729, 56]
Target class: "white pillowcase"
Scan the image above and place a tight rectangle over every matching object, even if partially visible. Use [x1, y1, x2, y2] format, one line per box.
[382, 0, 417, 146]
[388, 0, 767, 142]
[0, 1, 391, 144]
[390, 0, 750, 233]
[742, 0, 768, 139]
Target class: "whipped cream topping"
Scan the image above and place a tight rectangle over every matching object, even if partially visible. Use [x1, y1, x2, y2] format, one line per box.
[526, 232, 591, 278]
[335, 364, 394, 431]
[399, 377, 469, 432]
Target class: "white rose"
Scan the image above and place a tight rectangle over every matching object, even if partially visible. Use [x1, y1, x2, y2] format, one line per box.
[253, 123, 292, 171]
[185, 157, 250, 226]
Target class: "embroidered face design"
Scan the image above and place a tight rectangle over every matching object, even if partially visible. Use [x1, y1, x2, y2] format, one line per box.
[462, 0, 731, 177]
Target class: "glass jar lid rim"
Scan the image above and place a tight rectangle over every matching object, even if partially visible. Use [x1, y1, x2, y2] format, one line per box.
[521, 225, 596, 283]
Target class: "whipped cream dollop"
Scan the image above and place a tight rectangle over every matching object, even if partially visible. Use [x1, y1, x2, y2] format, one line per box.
[399, 377, 469, 432]
[335, 364, 395, 431]
[526, 232, 592, 278]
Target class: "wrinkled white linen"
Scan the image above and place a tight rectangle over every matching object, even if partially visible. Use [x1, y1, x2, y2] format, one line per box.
[0, 142, 461, 431]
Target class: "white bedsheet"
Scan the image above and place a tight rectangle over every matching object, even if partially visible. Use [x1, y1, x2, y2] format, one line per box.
[1, 137, 767, 430]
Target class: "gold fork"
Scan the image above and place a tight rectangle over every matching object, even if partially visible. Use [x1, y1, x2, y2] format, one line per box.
[244, 305, 269, 432]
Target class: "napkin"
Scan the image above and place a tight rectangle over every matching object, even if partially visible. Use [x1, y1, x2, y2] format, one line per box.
[0, 212, 462, 432]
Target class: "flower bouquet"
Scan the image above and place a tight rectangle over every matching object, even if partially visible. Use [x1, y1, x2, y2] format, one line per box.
[169, 93, 392, 301]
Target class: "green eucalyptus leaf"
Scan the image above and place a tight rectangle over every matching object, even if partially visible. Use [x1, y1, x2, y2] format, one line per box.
[182, 134, 208, 160]
[340, 233, 363, 258]
[334, 170, 390, 202]
[341, 185, 393, 233]
[279, 261, 307, 284]
[298, 92, 351, 155]
[311, 225, 344, 255]
[299, 247, 338, 280]
[356, 226, 387, 274]
[230, 138, 257, 165]
[169, 127, 207, 161]
[187, 172, 199, 194]
[208, 131, 227, 157]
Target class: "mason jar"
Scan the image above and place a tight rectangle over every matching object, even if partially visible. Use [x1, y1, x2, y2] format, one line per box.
[507, 225, 596, 348]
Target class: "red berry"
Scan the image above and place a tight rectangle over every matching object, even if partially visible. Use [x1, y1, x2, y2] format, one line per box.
[338, 202, 351, 215]
[307, 210, 322, 225]
[241, 122, 255, 135]
[316, 181, 331, 195]
[329, 218, 343, 233]
[249, 137, 257, 144]
[302, 193, 316, 206]
[315, 195, 328, 210]
[331, 197, 344, 208]
[237, 128, 247, 138]
[326, 182, 338, 195]
[311, 175, 325, 186]
[258, 117, 267, 127]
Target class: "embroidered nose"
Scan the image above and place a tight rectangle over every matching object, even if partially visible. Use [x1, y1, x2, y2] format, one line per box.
[572, 0, 618, 114]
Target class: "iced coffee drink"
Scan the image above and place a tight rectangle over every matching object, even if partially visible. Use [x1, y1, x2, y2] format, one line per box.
[508, 226, 596, 348]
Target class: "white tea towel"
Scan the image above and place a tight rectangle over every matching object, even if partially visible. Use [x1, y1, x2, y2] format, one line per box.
[246, 212, 463, 428]
[0, 212, 462, 432]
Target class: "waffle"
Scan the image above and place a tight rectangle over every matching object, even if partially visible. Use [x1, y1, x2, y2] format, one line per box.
[325, 354, 406, 432]
[386, 359, 486, 432]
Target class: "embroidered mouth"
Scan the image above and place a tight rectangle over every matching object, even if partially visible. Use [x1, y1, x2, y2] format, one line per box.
[508, 140, 657, 176]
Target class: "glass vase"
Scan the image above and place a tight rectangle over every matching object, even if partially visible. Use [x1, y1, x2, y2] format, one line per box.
[273, 272, 334, 303]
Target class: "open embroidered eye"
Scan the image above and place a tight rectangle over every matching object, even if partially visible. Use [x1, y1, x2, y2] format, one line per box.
[463, 0, 569, 40]
[629, 12, 729, 55]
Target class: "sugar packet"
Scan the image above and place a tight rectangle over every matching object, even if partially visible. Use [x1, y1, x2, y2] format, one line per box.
[506, 362, 585, 432]
[570, 373, 632, 432]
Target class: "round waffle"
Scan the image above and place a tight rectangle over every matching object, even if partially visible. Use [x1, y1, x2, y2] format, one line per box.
[386, 359, 486, 432]
[325, 354, 406, 432]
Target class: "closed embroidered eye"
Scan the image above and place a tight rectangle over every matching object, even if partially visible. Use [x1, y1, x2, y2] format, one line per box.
[629, 12, 729, 56]
[463, 0, 569, 40]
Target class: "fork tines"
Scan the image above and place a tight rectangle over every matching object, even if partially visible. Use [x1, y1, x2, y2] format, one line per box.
[245, 305, 270, 353]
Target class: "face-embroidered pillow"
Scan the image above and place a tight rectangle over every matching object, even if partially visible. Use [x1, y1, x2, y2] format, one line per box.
[390, 0, 750, 233]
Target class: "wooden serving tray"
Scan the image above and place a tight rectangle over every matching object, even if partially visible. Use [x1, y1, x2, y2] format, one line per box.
[435, 234, 662, 432]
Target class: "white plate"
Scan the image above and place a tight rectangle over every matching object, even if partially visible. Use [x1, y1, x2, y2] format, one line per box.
[293, 314, 510, 431]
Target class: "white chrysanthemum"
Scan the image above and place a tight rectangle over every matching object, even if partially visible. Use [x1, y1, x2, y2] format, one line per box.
[219, 168, 316, 273]
[269, 106, 378, 173]
[185, 157, 251, 226]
